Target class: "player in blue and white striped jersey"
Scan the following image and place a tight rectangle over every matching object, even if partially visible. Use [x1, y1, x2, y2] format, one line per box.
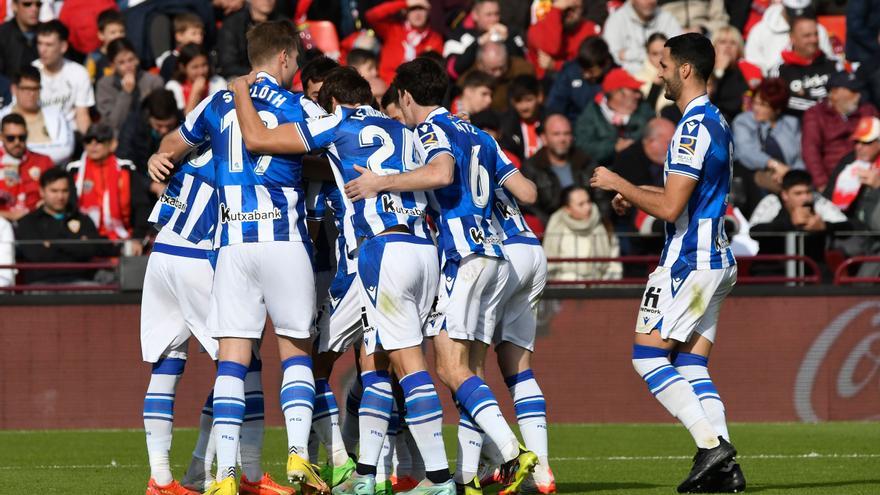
[230, 66, 453, 495]
[146, 21, 326, 495]
[343, 58, 540, 495]
[591, 33, 742, 493]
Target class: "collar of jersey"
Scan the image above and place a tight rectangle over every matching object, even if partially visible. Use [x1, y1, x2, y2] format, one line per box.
[426, 106, 450, 121]
[681, 94, 710, 119]
[255, 71, 279, 86]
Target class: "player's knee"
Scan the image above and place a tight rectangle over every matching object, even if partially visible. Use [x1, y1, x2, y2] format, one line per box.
[631, 344, 671, 375]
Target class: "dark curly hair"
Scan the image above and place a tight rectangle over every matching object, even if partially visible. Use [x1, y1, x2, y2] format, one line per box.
[754, 78, 790, 114]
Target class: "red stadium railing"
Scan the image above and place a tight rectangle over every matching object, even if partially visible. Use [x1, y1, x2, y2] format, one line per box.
[833, 256, 880, 285]
[0, 262, 120, 292]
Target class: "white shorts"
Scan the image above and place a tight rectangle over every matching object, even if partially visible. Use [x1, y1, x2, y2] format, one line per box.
[359, 234, 439, 353]
[140, 229, 218, 363]
[486, 239, 547, 350]
[427, 253, 508, 342]
[636, 264, 737, 343]
[315, 272, 364, 354]
[208, 241, 316, 340]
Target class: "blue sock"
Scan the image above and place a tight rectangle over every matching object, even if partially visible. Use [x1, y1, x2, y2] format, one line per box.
[357, 370, 393, 472]
[213, 361, 248, 480]
[455, 376, 518, 462]
[673, 352, 729, 440]
[505, 369, 548, 460]
[400, 371, 448, 473]
[280, 356, 315, 456]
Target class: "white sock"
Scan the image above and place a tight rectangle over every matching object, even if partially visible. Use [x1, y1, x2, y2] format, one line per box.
[674, 353, 730, 441]
[184, 390, 215, 485]
[342, 378, 363, 457]
[378, 405, 399, 483]
[405, 428, 425, 480]
[144, 358, 185, 485]
[399, 371, 448, 472]
[213, 361, 249, 481]
[358, 370, 393, 468]
[314, 378, 349, 466]
[280, 356, 315, 456]
[308, 426, 320, 464]
[240, 360, 265, 482]
[504, 370, 548, 459]
[455, 376, 519, 462]
[454, 407, 483, 485]
[632, 345, 719, 449]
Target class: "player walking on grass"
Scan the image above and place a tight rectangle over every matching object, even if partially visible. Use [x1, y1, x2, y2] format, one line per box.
[230, 66, 456, 495]
[148, 20, 328, 495]
[344, 58, 540, 495]
[590, 33, 745, 494]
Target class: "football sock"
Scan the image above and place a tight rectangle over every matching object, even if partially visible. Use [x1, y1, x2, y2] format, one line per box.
[308, 426, 320, 464]
[313, 378, 349, 467]
[399, 371, 449, 476]
[184, 389, 215, 484]
[358, 370, 393, 471]
[392, 424, 412, 477]
[505, 369, 548, 460]
[454, 404, 484, 485]
[674, 352, 730, 441]
[144, 357, 185, 485]
[280, 356, 315, 457]
[342, 377, 363, 457]
[455, 376, 519, 462]
[377, 403, 399, 483]
[213, 361, 248, 481]
[632, 345, 719, 449]
[240, 359, 265, 482]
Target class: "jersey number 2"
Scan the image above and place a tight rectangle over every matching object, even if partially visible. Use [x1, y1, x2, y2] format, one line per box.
[358, 125, 418, 172]
[221, 109, 279, 175]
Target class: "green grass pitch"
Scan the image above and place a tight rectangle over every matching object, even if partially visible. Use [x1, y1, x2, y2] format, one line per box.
[2, 422, 878, 494]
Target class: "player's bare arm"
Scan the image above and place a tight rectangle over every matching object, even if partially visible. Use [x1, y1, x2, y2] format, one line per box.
[500, 171, 538, 205]
[148, 129, 194, 182]
[591, 166, 697, 222]
[345, 153, 455, 201]
[230, 77, 308, 155]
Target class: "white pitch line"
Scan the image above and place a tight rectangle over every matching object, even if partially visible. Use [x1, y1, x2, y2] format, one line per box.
[2, 453, 878, 470]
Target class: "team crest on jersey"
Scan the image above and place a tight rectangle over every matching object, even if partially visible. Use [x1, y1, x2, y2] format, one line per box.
[67, 218, 80, 234]
[28, 166, 41, 180]
[82, 179, 94, 194]
[417, 124, 439, 148]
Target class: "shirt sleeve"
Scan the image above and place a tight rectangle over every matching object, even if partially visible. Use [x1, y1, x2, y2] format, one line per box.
[413, 122, 453, 165]
[667, 119, 710, 181]
[75, 65, 96, 107]
[493, 140, 518, 185]
[294, 112, 342, 152]
[179, 94, 215, 146]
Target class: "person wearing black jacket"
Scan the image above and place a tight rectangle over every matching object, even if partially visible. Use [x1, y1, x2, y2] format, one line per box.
[117, 89, 182, 180]
[0, 0, 40, 78]
[216, 0, 285, 79]
[442, 0, 526, 79]
[15, 168, 115, 284]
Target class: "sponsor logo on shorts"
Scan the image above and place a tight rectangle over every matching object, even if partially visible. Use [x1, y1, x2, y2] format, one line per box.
[159, 193, 188, 212]
[381, 194, 424, 217]
[642, 286, 661, 310]
[220, 203, 282, 223]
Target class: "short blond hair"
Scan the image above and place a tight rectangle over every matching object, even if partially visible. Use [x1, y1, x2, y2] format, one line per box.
[711, 25, 744, 59]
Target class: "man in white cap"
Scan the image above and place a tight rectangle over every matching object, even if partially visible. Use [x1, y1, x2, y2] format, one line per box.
[743, 0, 835, 75]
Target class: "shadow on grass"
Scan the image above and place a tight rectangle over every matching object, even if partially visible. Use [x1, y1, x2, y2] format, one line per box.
[556, 481, 666, 493]
[747, 479, 880, 492]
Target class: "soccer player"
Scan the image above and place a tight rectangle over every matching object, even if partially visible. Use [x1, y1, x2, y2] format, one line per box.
[141, 144, 220, 495]
[590, 33, 744, 494]
[147, 21, 327, 495]
[344, 57, 539, 495]
[229, 66, 455, 495]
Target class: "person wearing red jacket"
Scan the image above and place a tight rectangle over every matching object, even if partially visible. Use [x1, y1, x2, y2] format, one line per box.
[0, 113, 53, 221]
[365, 0, 444, 84]
[527, 0, 600, 79]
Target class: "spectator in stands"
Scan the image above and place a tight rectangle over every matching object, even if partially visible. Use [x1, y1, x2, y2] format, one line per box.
[0, 113, 53, 221]
[85, 9, 126, 84]
[156, 13, 205, 82]
[611, 117, 674, 202]
[744, 0, 834, 75]
[635, 33, 673, 116]
[802, 72, 879, 191]
[575, 68, 654, 168]
[521, 113, 592, 226]
[0, 68, 74, 166]
[365, 0, 444, 85]
[526, 0, 599, 79]
[96, 39, 164, 132]
[711, 25, 762, 123]
[450, 70, 495, 118]
[15, 167, 115, 285]
[846, 0, 880, 67]
[602, 0, 682, 76]
[500, 74, 544, 160]
[217, 0, 283, 79]
[165, 43, 226, 114]
[347, 48, 379, 81]
[0, 215, 12, 287]
[471, 41, 536, 113]
[768, 16, 840, 118]
[0, 0, 40, 78]
[0, 75, 11, 109]
[443, 0, 527, 80]
[66, 123, 149, 252]
[117, 89, 181, 182]
[545, 36, 616, 124]
[659, 0, 730, 35]
[733, 78, 804, 195]
[302, 56, 340, 101]
[33, 20, 94, 134]
[543, 185, 622, 282]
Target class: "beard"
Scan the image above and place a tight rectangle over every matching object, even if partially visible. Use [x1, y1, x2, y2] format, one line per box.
[663, 76, 682, 101]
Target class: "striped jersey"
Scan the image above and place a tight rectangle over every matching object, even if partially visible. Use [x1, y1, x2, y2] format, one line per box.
[148, 143, 218, 244]
[492, 186, 531, 241]
[296, 104, 430, 240]
[179, 72, 310, 247]
[305, 179, 356, 277]
[660, 94, 736, 270]
[414, 107, 518, 263]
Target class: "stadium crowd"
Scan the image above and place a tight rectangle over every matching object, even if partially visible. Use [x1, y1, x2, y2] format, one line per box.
[0, 0, 877, 286]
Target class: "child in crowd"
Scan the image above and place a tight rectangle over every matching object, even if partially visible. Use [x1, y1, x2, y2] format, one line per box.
[164, 43, 226, 114]
[86, 9, 126, 84]
[157, 13, 206, 81]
